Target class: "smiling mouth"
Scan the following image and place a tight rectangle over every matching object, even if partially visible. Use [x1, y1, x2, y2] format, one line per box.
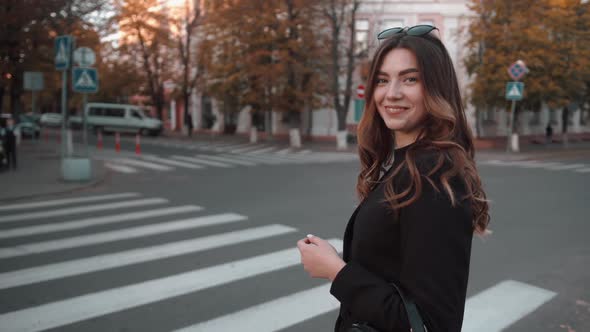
[384, 106, 409, 114]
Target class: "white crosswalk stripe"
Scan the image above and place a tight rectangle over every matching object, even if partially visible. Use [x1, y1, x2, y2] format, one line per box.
[141, 155, 205, 169]
[0, 213, 246, 258]
[229, 144, 270, 153]
[0, 192, 558, 332]
[0, 237, 342, 332]
[0, 205, 202, 239]
[462, 280, 557, 332]
[0, 224, 295, 290]
[174, 283, 339, 332]
[172, 155, 233, 168]
[0, 192, 140, 211]
[110, 157, 174, 171]
[194, 154, 258, 166]
[0, 198, 168, 223]
[104, 162, 137, 173]
[481, 159, 589, 174]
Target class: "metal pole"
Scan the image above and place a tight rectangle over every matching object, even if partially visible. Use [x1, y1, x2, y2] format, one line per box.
[83, 93, 88, 156]
[32, 90, 37, 142]
[61, 70, 67, 157]
[507, 100, 516, 152]
[32, 91, 37, 115]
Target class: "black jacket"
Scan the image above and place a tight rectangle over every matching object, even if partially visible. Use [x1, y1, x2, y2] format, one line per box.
[330, 143, 474, 332]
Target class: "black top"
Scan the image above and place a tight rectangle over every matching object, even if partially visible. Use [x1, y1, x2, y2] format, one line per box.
[330, 142, 474, 332]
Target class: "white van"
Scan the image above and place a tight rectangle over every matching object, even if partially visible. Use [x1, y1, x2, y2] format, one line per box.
[82, 103, 163, 136]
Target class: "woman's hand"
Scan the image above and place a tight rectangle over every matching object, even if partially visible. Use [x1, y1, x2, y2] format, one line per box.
[297, 234, 346, 281]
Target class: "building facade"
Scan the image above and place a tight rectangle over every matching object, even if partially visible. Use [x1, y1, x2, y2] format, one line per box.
[177, 0, 588, 141]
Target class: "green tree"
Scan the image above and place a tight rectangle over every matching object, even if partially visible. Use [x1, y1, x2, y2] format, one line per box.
[0, 0, 105, 115]
[114, 0, 174, 120]
[464, 0, 590, 134]
[171, 0, 201, 129]
[322, 0, 360, 149]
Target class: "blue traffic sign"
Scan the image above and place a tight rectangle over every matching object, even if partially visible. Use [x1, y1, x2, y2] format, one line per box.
[73, 68, 99, 93]
[506, 82, 524, 101]
[55, 35, 73, 70]
[508, 62, 526, 81]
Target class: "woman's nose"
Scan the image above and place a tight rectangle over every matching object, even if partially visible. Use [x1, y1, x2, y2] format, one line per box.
[386, 81, 402, 99]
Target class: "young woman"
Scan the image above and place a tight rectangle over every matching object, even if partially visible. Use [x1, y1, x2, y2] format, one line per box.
[297, 25, 490, 331]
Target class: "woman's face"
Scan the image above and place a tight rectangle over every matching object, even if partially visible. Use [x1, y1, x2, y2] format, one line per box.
[373, 48, 427, 147]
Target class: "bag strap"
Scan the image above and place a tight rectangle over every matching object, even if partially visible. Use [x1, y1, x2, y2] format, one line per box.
[390, 283, 427, 332]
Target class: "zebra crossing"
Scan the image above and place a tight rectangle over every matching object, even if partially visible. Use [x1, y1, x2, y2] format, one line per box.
[97, 149, 358, 175]
[0, 193, 557, 332]
[479, 159, 590, 174]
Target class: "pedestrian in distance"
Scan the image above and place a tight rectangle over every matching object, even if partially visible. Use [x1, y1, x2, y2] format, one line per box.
[1, 117, 18, 170]
[185, 110, 193, 137]
[545, 123, 553, 145]
[297, 25, 490, 332]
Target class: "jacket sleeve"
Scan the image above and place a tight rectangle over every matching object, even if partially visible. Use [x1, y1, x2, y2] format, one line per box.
[330, 175, 473, 332]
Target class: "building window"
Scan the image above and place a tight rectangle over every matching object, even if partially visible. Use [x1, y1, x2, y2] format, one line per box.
[418, 20, 434, 26]
[380, 19, 404, 32]
[356, 19, 369, 54]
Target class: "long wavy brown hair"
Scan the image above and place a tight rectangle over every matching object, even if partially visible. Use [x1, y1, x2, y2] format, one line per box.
[356, 33, 490, 234]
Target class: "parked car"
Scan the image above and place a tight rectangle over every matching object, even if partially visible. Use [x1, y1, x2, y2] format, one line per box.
[17, 114, 41, 138]
[75, 103, 163, 136]
[15, 122, 40, 138]
[40, 113, 64, 127]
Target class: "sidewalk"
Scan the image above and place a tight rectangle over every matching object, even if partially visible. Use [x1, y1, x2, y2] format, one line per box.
[163, 129, 590, 155]
[0, 140, 108, 202]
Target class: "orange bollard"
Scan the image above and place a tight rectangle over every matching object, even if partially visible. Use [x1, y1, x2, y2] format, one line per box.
[135, 133, 141, 155]
[97, 130, 103, 150]
[115, 132, 121, 152]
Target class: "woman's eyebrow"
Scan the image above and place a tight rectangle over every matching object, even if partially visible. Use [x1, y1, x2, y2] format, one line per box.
[399, 68, 419, 76]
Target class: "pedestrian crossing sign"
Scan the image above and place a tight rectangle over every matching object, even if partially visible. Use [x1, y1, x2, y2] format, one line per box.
[506, 82, 524, 101]
[55, 35, 73, 70]
[73, 68, 99, 93]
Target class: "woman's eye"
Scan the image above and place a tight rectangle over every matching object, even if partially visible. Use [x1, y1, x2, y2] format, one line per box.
[404, 77, 418, 83]
[376, 78, 388, 84]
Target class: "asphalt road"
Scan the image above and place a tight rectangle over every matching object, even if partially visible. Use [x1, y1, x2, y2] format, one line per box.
[0, 137, 588, 332]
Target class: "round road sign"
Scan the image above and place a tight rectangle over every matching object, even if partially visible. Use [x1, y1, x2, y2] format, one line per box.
[357, 84, 365, 99]
[73, 47, 96, 67]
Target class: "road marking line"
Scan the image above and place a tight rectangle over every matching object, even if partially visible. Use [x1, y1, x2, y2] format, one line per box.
[462, 280, 557, 332]
[0, 193, 140, 212]
[193, 154, 257, 166]
[575, 167, 590, 173]
[141, 155, 205, 169]
[104, 162, 137, 173]
[230, 145, 270, 153]
[172, 155, 233, 168]
[545, 163, 586, 171]
[0, 205, 202, 239]
[275, 148, 292, 155]
[513, 161, 562, 168]
[0, 198, 168, 224]
[296, 149, 312, 155]
[247, 147, 279, 154]
[217, 154, 283, 165]
[215, 143, 254, 152]
[173, 284, 339, 332]
[202, 142, 242, 151]
[0, 215, 277, 290]
[112, 158, 174, 171]
[0, 212, 241, 258]
[0, 238, 342, 332]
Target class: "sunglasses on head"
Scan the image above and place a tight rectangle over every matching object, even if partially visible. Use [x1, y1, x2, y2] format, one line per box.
[377, 24, 438, 40]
